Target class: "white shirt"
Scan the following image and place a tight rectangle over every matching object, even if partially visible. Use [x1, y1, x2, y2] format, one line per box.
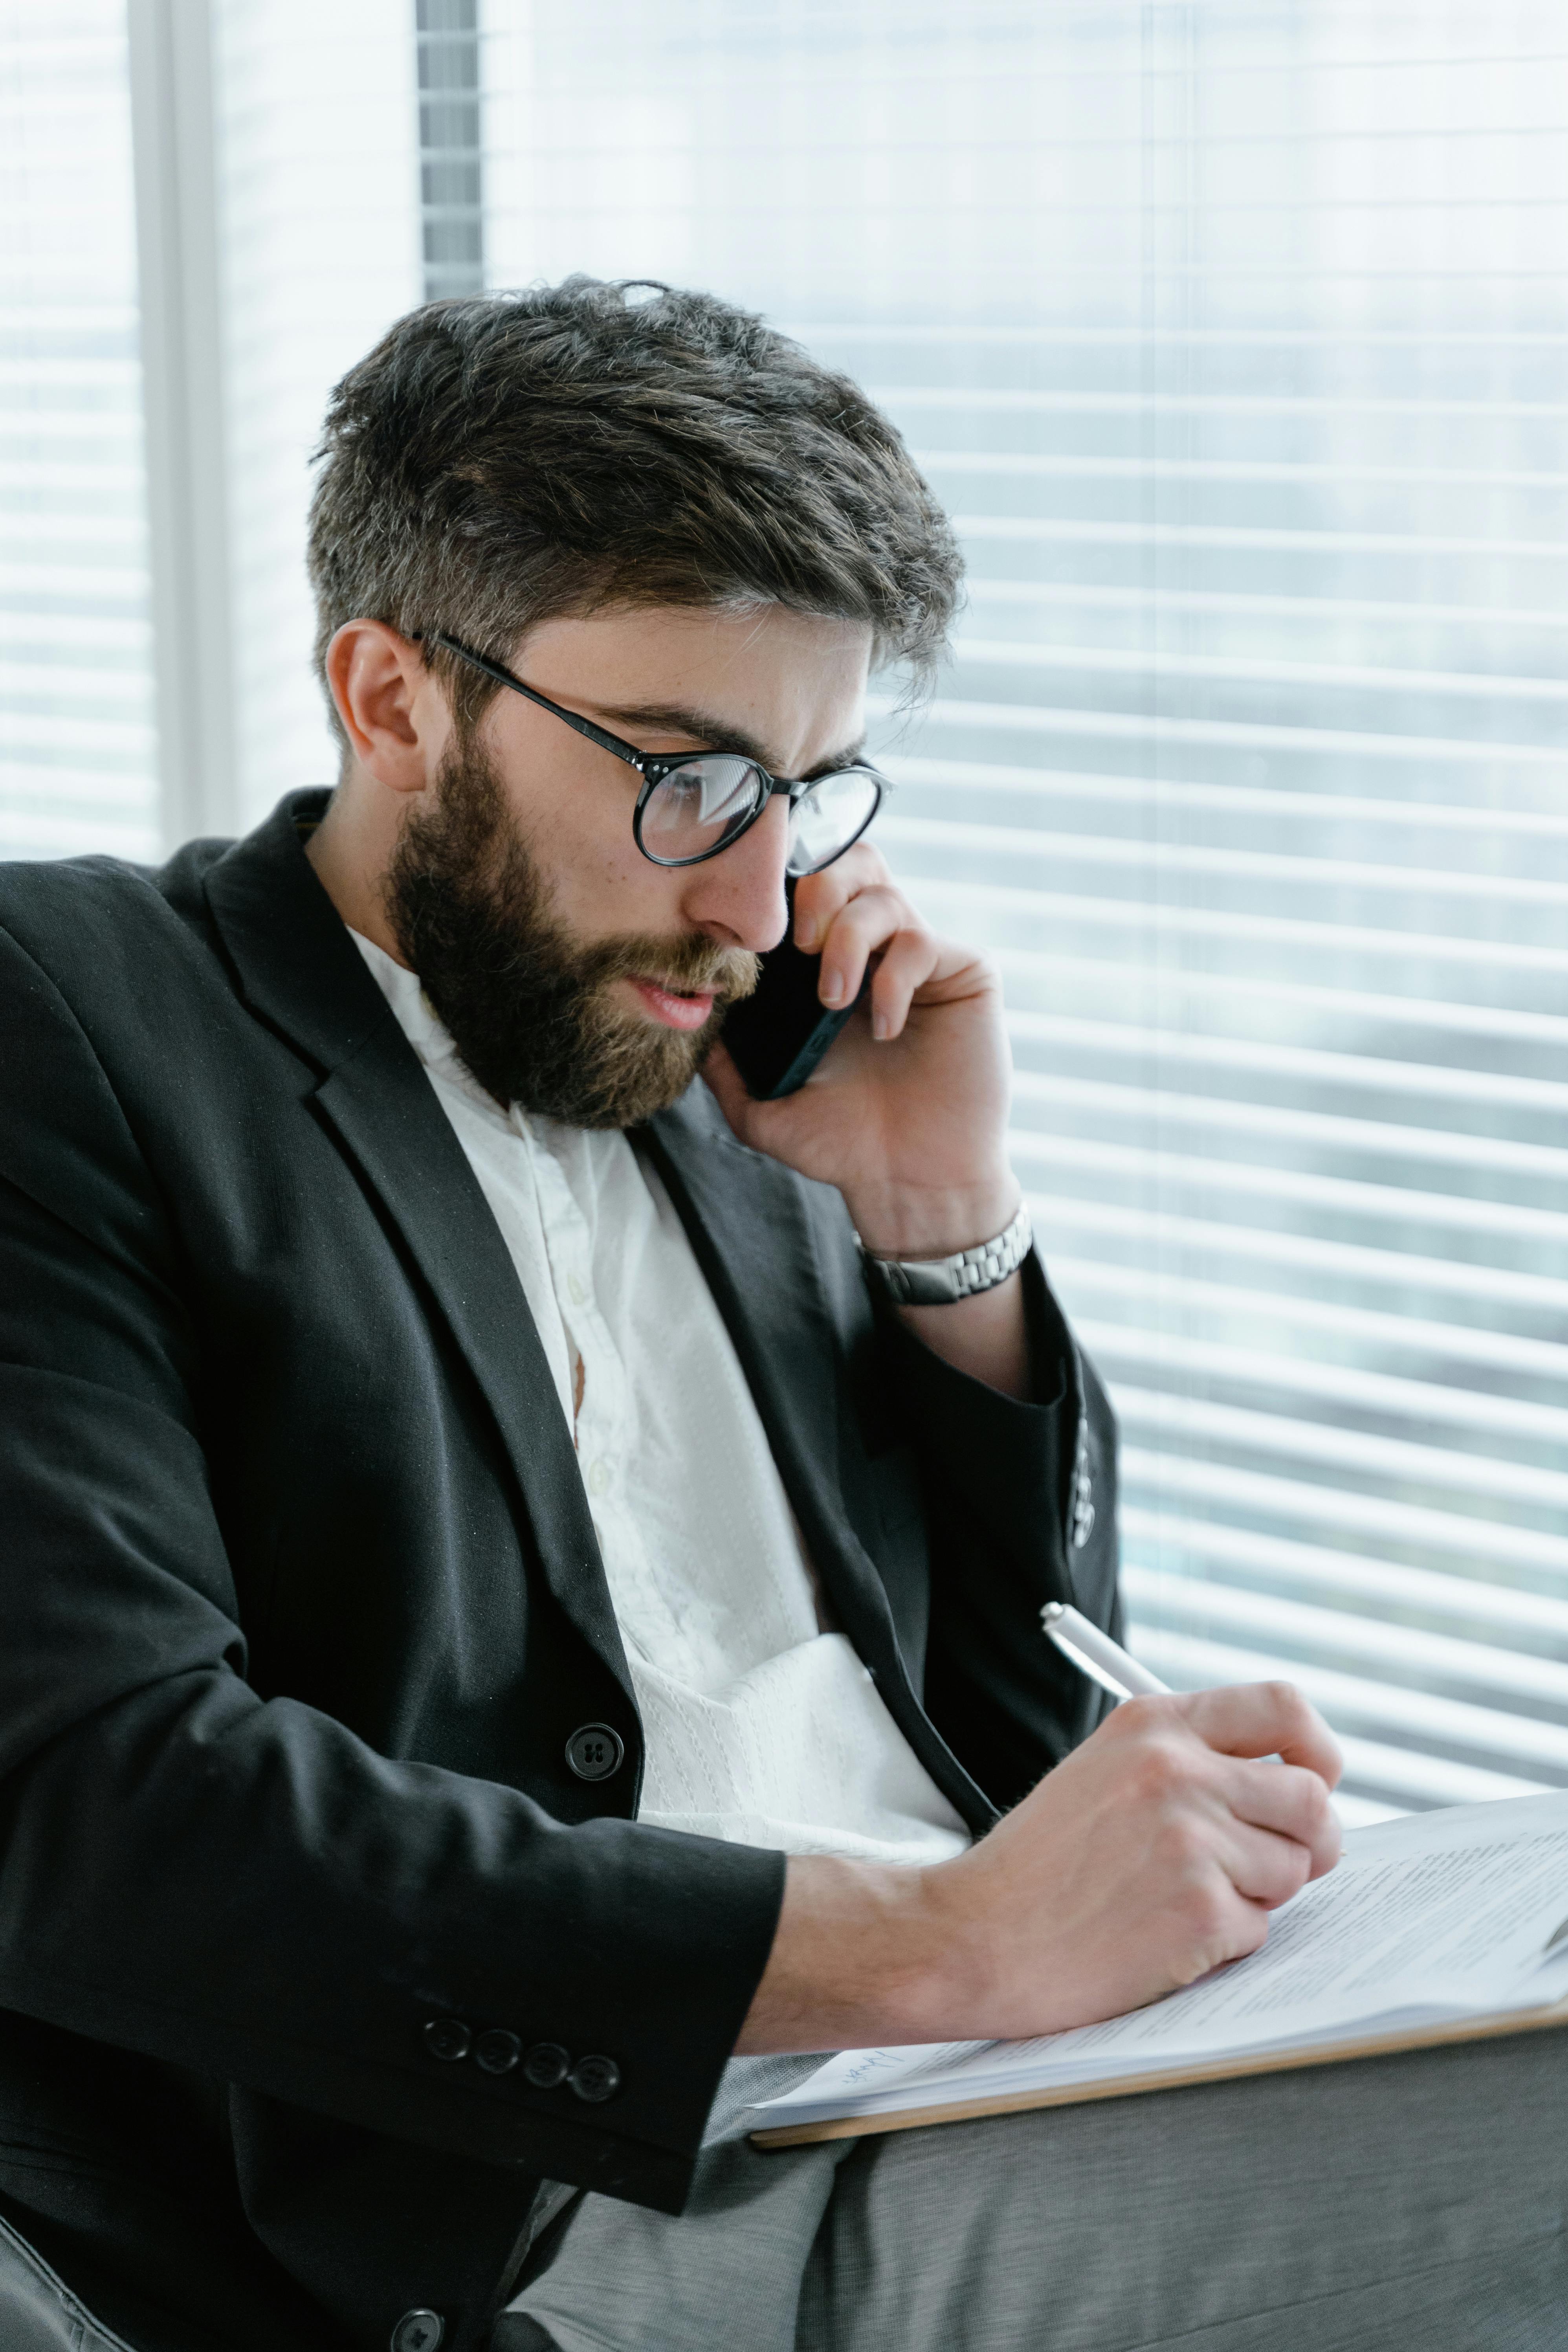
[352, 932, 970, 1868]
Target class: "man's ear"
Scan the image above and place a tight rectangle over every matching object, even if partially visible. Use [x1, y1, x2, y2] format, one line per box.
[325, 621, 445, 797]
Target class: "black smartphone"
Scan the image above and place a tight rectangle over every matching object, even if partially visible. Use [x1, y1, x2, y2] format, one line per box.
[723, 912, 866, 1100]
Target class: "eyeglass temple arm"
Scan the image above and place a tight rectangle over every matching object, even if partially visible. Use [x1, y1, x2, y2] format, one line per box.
[427, 632, 648, 771]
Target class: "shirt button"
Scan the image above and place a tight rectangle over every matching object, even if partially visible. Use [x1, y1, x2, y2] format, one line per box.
[585, 1458, 611, 1496]
[569, 2053, 621, 2104]
[391, 2315, 444, 2352]
[422, 2017, 470, 2064]
[474, 2028, 521, 2075]
[568, 1272, 587, 1306]
[523, 2041, 570, 2090]
[565, 1724, 625, 1783]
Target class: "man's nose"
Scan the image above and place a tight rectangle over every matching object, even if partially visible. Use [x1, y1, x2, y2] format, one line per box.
[680, 795, 792, 953]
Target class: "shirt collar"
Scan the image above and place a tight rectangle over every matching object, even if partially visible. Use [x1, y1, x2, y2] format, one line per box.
[347, 927, 499, 1112]
[348, 926, 443, 1044]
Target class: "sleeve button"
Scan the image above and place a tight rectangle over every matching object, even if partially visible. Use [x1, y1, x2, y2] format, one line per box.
[390, 2312, 444, 2352]
[474, 2028, 521, 2075]
[422, 2018, 470, 2064]
[522, 2040, 570, 2090]
[569, 2053, 621, 2104]
[565, 1724, 625, 1782]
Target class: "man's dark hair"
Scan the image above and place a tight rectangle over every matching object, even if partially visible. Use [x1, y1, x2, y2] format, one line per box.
[307, 276, 963, 748]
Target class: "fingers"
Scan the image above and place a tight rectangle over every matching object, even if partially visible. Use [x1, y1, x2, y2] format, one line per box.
[821, 892, 934, 1032]
[1177, 1680, 1343, 1789]
[1221, 1756, 1342, 1882]
[1217, 1818, 1317, 1910]
[793, 850, 980, 1041]
[1157, 1684, 1341, 1891]
[814, 892, 937, 1037]
[791, 844, 885, 952]
[1088, 1687, 1341, 1917]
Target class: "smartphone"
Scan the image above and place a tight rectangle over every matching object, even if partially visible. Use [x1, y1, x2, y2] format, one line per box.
[723, 918, 867, 1100]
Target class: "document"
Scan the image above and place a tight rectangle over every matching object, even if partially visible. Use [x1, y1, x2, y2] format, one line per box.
[749, 1792, 1568, 2145]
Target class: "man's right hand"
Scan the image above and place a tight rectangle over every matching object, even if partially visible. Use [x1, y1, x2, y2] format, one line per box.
[736, 1681, 1342, 2054]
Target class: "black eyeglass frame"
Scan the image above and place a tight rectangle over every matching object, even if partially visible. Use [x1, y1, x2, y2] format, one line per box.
[420, 630, 889, 873]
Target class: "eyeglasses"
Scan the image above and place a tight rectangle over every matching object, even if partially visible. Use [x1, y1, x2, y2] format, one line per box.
[424, 631, 890, 877]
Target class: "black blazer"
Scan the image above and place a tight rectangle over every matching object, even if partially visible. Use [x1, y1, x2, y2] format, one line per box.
[0, 793, 1120, 2352]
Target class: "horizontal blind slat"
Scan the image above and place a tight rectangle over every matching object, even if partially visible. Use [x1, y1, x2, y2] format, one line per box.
[1121, 1508, 1568, 1641]
[922, 879, 1568, 974]
[1016, 1132, 1568, 1245]
[1012, 1073, 1568, 1182]
[1009, 1017, 1568, 1114]
[890, 819, 1568, 909]
[878, 695, 1568, 769]
[1029, 1196, 1568, 1315]
[1065, 1257, 1568, 1382]
[1126, 1628, 1568, 1776]
[1125, 1565, 1568, 1708]
[1119, 1446, 1568, 1573]
[1099, 1325, 1568, 1442]
[889, 757, 1568, 837]
[951, 638, 1568, 703]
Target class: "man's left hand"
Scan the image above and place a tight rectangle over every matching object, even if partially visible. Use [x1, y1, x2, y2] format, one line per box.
[702, 844, 1020, 1262]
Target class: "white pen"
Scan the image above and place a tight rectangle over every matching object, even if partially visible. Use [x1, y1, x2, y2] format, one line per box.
[1040, 1600, 1171, 1702]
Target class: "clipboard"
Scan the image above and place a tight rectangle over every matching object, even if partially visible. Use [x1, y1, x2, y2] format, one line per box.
[750, 1993, 1568, 2148]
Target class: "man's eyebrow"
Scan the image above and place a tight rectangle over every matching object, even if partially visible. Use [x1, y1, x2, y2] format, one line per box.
[585, 697, 866, 780]
[802, 739, 869, 783]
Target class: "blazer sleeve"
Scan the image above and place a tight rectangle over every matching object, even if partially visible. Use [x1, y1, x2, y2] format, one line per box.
[0, 920, 782, 2216]
[874, 1249, 1124, 1810]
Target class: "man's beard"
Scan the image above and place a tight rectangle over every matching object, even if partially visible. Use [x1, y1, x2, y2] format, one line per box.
[383, 737, 758, 1129]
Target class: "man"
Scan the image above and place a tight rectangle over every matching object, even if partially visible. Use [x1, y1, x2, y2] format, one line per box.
[0, 279, 1561, 2352]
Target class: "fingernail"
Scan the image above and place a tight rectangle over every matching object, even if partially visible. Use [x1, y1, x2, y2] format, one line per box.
[873, 1009, 890, 1041]
[820, 969, 845, 1006]
[796, 915, 819, 951]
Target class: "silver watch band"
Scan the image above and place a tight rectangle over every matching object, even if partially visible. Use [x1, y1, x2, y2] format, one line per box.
[860, 1202, 1033, 1308]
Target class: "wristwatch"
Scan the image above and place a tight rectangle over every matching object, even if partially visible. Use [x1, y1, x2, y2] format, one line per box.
[860, 1202, 1033, 1308]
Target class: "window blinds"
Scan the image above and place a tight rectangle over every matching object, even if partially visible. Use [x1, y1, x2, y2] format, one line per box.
[0, 2, 157, 863]
[417, 0, 484, 303]
[482, 0, 1568, 1827]
[862, 13, 1568, 1828]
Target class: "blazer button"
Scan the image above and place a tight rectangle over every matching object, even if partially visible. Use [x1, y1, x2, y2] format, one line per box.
[422, 2018, 470, 2064]
[523, 2041, 570, 2090]
[569, 2053, 621, 2104]
[565, 1724, 625, 1782]
[475, 2028, 521, 2076]
[390, 2313, 444, 2352]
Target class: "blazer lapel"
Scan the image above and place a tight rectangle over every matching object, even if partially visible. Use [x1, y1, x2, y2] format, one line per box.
[642, 1084, 996, 1830]
[203, 793, 632, 1704]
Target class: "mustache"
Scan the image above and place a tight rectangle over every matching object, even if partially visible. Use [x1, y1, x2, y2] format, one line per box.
[580, 933, 761, 1006]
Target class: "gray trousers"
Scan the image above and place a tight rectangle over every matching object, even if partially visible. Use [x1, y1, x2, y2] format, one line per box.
[496, 2028, 1568, 2352]
[0, 2211, 140, 2352]
[2, 2033, 1561, 2350]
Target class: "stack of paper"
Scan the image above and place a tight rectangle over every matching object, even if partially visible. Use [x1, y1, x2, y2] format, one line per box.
[749, 1792, 1568, 2145]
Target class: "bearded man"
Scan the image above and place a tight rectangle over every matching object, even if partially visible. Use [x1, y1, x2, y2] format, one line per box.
[0, 279, 1558, 2352]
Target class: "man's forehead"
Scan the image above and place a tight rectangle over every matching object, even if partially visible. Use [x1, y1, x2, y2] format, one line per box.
[584, 693, 866, 777]
[512, 603, 872, 773]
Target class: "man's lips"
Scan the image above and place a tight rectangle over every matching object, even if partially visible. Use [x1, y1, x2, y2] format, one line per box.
[629, 977, 718, 1032]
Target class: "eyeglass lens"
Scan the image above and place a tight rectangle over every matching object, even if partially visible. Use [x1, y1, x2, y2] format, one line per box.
[636, 756, 759, 866]
[638, 757, 881, 875]
[785, 770, 881, 877]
